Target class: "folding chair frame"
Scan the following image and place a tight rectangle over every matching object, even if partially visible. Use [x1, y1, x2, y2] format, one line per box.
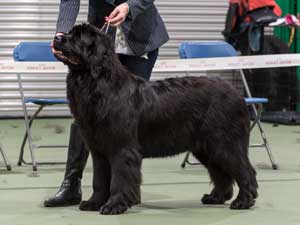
[16, 73, 67, 171]
[0, 142, 12, 171]
[240, 69, 277, 170]
[181, 69, 278, 170]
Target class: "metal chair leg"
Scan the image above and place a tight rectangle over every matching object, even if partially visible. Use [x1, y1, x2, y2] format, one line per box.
[255, 120, 278, 170]
[250, 104, 263, 132]
[241, 70, 277, 169]
[181, 151, 201, 168]
[17, 105, 44, 167]
[17, 104, 67, 167]
[181, 152, 190, 168]
[0, 143, 12, 171]
[181, 104, 278, 169]
[17, 74, 68, 172]
[17, 73, 37, 171]
[248, 103, 278, 169]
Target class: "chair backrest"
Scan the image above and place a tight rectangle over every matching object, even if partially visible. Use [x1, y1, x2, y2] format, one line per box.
[178, 41, 254, 98]
[13, 42, 58, 62]
[13, 42, 67, 114]
[178, 41, 271, 104]
[178, 41, 238, 59]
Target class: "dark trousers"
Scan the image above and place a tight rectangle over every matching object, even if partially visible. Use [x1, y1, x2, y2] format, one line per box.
[118, 49, 159, 80]
[65, 49, 159, 179]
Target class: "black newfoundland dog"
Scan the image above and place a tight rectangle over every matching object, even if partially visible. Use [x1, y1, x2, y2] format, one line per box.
[53, 24, 258, 215]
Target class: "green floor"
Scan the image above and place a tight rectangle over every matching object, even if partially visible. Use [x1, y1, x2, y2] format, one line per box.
[0, 118, 300, 225]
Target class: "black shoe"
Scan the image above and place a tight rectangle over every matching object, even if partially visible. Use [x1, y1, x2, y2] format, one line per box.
[44, 122, 89, 207]
[44, 178, 82, 207]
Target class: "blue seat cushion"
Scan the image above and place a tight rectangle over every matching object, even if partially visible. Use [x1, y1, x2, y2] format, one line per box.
[179, 41, 238, 59]
[245, 97, 268, 104]
[24, 98, 68, 105]
[13, 42, 58, 62]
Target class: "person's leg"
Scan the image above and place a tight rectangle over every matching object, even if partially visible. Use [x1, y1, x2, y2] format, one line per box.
[118, 49, 159, 80]
[44, 122, 89, 207]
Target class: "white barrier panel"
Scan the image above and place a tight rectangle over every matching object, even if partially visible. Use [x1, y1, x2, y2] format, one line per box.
[1, 53, 300, 74]
[0, 61, 66, 74]
[154, 53, 300, 72]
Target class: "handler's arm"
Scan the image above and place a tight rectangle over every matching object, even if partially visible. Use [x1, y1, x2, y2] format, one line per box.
[108, 0, 155, 26]
[126, 0, 155, 21]
[56, 0, 80, 34]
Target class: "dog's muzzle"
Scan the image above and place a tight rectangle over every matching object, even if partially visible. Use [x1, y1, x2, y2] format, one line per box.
[53, 35, 66, 51]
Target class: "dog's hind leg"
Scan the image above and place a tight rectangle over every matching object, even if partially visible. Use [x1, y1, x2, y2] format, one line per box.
[201, 165, 234, 205]
[100, 148, 142, 215]
[194, 152, 233, 204]
[79, 152, 111, 211]
[192, 149, 234, 205]
[211, 140, 258, 209]
[229, 155, 258, 210]
[199, 135, 257, 209]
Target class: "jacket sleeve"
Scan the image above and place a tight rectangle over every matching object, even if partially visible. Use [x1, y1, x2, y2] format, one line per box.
[56, 0, 81, 33]
[126, 0, 155, 21]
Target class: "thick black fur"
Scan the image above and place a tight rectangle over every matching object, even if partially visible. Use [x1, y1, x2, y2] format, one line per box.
[53, 23, 258, 215]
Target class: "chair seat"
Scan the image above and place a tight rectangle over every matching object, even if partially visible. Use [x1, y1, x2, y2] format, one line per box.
[245, 97, 268, 104]
[24, 98, 68, 105]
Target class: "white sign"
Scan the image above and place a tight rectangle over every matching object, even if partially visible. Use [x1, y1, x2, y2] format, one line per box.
[0, 53, 300, 74]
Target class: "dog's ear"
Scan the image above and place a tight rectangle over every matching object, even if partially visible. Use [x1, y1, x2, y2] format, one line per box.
[90, 45, 113, 79]
[81, 33, 94, 47]
[90, 44, 106, 79]
[80, 25, 97, 47]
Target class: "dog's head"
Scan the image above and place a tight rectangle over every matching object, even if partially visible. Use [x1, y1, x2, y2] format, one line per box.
[53, 23, 114, 68]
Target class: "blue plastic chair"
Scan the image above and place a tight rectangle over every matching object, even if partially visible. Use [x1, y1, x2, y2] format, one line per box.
[179, 41, 277, 170]
[14, 42, 68, 171]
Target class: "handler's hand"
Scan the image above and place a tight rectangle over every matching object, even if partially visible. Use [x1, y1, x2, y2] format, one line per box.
[51, 32, 64, 55]
[107, 3, 129, 27]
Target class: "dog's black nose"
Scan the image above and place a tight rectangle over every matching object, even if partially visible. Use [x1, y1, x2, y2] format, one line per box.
[53, 35, 66, 51]
[54, 35, 65, 43]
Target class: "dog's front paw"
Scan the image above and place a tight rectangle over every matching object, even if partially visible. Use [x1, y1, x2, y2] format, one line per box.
[79, 200, 103, 211]
[230, 198, 255, 210]
[99, 201, 128, 215]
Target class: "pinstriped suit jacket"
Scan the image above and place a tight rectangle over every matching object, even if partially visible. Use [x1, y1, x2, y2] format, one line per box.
[56, 0, 169, 56]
